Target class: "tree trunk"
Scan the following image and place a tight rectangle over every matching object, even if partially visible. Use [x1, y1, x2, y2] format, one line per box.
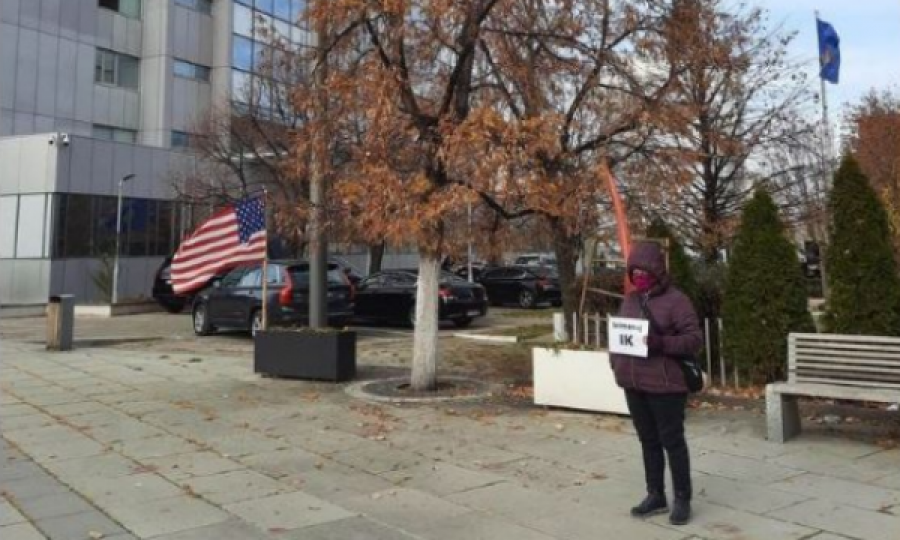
[549, 218, 580, 337]
[411, 252, 441, 391]
[368, 241, 386, 274]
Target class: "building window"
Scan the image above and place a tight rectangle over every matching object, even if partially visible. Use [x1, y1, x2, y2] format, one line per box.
[171, 131, 191, 148]
[232, 37, 254, 71]
[94, 49, 139, 89]
[255, 0, 274, 16]
[175, 0, 212, 15]
[174, 59, 211, 82]
[98, 0, 141, 19]
[54, 194, 180, 259]
[93, 124, 138, 144]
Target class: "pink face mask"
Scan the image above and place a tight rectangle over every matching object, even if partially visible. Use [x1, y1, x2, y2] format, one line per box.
[632, 273, 655, 292]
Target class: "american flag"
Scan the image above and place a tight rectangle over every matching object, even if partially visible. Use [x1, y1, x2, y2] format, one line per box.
[171, 197, 267, 294]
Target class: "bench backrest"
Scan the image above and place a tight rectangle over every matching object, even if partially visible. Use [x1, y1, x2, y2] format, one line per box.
[788, 333, 900, 389]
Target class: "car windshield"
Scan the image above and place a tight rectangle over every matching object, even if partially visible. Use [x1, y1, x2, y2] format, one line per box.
[524, 266, 558, 278]
[391, 269, 468, 284]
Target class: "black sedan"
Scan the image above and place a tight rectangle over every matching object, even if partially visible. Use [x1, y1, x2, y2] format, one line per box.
[354, 269, 488, 328]
[478, 265, 561, 308]
[191, 260, 355, 337]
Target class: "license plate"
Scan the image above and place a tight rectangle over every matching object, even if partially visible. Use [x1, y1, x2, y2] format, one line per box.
[467, 310, 480, 317]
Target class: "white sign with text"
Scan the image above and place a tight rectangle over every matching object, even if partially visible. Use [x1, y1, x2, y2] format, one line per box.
[608, 316, 649, 357]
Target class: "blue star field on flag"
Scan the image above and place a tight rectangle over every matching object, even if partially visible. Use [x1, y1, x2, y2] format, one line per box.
[235, 196, 266, 244]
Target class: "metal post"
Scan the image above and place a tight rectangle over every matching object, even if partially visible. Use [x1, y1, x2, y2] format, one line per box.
[718, 318, 726, 386]
[112, 174, 135, 305]
[260, 191, 270, 331]
[467, 201, 474, 282]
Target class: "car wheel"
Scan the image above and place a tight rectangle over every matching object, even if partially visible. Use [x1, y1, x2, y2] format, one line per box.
[453, 317, 473, 329]
[192, 303, 213, 336]
[250, 310, 263, 338]
[518, 290, 536, 309]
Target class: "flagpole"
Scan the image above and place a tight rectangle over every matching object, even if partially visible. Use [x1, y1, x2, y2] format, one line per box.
[260, 190, 270, 332]
[815, 10, 833, 298]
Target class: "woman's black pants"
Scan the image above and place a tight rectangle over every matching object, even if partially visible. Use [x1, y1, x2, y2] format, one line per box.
[625, 389, 692, 499]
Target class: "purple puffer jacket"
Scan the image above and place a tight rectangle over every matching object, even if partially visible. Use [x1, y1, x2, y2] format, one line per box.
[610, 242, 703, 394]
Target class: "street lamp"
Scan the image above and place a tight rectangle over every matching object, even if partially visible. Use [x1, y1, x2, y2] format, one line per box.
[112, 174, 136, 305]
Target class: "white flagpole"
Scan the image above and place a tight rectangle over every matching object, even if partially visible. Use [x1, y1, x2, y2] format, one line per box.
[815, 11, 834, 298]
[260, 191, 270, 332]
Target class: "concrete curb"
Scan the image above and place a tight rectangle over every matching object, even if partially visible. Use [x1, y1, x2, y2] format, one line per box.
[345, 376, 500, 404]
[453, 332, 519, 343]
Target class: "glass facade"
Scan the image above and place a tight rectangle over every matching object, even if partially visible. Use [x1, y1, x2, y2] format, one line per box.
[174, 60, 211, 82]
[231, 0, 311, 118]
[175, 0, 212, 14]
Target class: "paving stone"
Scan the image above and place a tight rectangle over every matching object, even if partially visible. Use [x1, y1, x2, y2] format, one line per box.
[446, 480, 579, 524]
[772, 450, 892, 483]
[108, 435, 201, 460]
[224, 490, 355, 531]
[20, 389, 86, 407]
[283, 516, 419, 540]
[0, 522, 47, 540]
[143, 451, 245, 481]
[0, 460, 47, 482]
[693, 451, 803, 484]
[80, 421, 167, 445]
[875, 472, 900, 491]
[504, 434, 627, 466]
[200, 433, 289, 458]
[110, 400, 172, 416]
[11, 491, 98, 520]
[20, 437, 108, 463]
[381, 462, 507, 496]
[147, 520, 271, 540]
[2, 414, 57, 431]
[0, 403, 42, 418]
[2, 473, 71, 501]
[771, 473, 900, 512]
[181, 470, 287, 505]
[330, 444, 424, 475]
[693, 433, 796, 460]
[237, 448, 324, 479]
[343, 488, 471, 535]
[3, 425, 84, 447]
[529, 504, 685, 540]
[279, 460, 396, 504]
[693, 475, 811, 515]
[42, 453, 139, 482]
[417, 511, 559, 540]
[34, 510, 126, 540]
[90, 495, 230, 539]
[73, 472, 183, 505]
[64, 412, 140, 430]
[40, 402, 113, 418]
[649, 501, 817, 539]
[768, 499, 900, 540]
[0, 498, 27, 526]
[480, 456, 590, 491]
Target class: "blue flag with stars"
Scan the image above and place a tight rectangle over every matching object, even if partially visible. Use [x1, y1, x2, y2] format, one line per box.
[817, 18, 840, 84]
[235, 196, 266, 244]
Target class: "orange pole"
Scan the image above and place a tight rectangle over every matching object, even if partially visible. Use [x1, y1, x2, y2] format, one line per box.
[600, 160, 633, 294]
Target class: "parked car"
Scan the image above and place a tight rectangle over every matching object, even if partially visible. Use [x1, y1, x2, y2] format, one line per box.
[329, 256, 365, 285]
[191, 260, 355, 337]
[478, 265, 561, 308]
[152, 256, 212, 314]
[453, 262, 492, 282]
[354, 269, 488, 328]
[513, 253, 557, 267]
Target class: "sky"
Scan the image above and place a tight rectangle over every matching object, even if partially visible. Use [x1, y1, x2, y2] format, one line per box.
[755, 0, 900, 127]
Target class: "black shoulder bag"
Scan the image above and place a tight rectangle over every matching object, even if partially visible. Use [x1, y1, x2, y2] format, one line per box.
[638, 296, 707, 394]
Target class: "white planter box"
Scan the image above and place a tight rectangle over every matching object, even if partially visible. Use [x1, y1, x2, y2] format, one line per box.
[533, 347, 629, 415]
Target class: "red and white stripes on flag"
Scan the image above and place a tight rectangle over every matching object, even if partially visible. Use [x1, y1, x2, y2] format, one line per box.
[171, 202, 266, 295]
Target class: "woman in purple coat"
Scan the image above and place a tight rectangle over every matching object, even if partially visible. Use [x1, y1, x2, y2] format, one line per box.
[610, 241, 703, 525]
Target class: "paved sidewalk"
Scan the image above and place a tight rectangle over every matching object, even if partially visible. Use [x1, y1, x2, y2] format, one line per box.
[2, 337, 899, 540]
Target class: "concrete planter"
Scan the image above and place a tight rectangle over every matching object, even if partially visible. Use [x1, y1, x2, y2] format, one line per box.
[532, 347, 629, 415]
[254, 329, 357, 382]
[73, 302, 162, 318]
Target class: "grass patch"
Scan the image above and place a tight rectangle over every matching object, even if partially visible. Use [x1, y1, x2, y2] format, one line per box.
[494, 324, 554, 341]
[495, 308, 557, 320]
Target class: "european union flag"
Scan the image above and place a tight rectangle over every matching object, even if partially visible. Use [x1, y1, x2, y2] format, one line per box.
[817, 18, 840, 84]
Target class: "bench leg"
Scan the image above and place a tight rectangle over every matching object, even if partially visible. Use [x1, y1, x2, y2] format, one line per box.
[766, 386, 801, 443]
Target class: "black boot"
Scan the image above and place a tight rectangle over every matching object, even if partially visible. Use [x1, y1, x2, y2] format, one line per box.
[630, 491, 668, 518]
[669, 494, 691, 525]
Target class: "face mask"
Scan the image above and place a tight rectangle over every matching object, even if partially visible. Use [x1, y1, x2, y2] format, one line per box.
[632, 273, 655, 292]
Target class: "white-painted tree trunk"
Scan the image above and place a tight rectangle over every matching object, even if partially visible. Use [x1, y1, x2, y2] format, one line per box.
[411, 254, 441, 391]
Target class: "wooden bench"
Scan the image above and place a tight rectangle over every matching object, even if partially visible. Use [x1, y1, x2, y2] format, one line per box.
[766, 333, 900, 443]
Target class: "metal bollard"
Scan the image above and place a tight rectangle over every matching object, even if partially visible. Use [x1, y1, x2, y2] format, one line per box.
[47, 294, 74, 351]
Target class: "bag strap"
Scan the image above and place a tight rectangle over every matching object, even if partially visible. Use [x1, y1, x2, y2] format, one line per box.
[638, 294, 663, 336]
